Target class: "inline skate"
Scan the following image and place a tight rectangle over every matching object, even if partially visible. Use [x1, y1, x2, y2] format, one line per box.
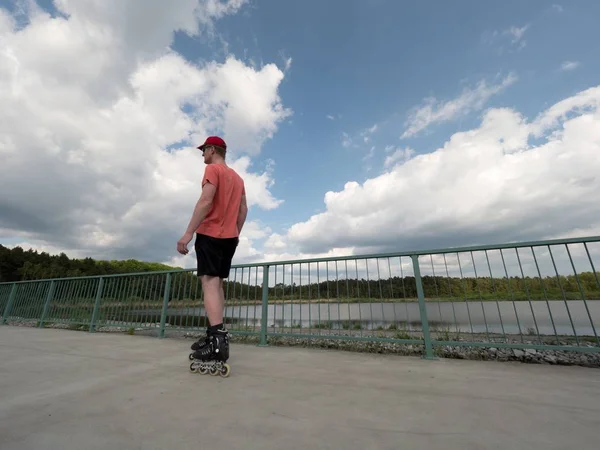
[188, 330, 210, 360]
[189, 328, 230, 378]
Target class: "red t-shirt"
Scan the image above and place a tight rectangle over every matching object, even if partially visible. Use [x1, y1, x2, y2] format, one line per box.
[196, 164, 245, 239]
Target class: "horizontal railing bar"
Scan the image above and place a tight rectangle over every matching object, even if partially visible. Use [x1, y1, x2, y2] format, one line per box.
[249, 235, 600, 268]
[2, 235, 599, 285]
[0, 270, 195, 285]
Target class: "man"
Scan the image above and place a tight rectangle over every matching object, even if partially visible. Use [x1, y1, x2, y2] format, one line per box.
[177, 135, 247, 365]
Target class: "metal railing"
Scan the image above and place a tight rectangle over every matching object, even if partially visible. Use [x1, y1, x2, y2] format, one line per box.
[2, 235, 600, 358]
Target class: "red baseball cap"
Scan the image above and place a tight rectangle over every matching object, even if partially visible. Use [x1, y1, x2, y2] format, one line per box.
[197, 136, 227, 151]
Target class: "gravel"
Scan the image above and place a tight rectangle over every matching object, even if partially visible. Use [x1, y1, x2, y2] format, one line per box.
[220, 332, 600, 368]
[176, 330, 600, 368]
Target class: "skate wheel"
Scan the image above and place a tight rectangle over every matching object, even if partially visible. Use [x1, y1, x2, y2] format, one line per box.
[188, 353, 194, 361]
[209, 366, 219, 376]
[199, 367, 208, 375]
[189, 362, 197, 372]
[220, 363, 231, 378]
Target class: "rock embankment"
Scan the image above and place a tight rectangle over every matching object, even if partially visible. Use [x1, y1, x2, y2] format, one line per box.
[11, 318, 598, 368]
[222, 332, 600, 368]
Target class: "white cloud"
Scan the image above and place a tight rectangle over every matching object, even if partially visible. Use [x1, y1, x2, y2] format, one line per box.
[261, 246, 360, 265]
[0, 1, 290, 265]
[505, 25, 529, 49]
[282, 85, 600, 256]
[283, 56, 292, 73]
[383, 146, 415, 168]
[361, 123, 378, 143]
[560, 61, 580, 72]
[264, 233, 287, 251]
[401, 73, 517, 138]
[341, 132, 353, 148]
[482, 24, 529, 54]
[362, 146, 376, 162]
[529, 86, 600, 137]
[341, 123, 380, 150]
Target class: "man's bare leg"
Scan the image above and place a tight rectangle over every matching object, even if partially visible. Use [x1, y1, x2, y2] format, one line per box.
[190, 274, 230, 375]
[201, 275, 225, 325]
[190, 275, 226, 353]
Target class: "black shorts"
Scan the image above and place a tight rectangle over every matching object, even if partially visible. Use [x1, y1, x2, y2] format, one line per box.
[194, 233, 239, 279]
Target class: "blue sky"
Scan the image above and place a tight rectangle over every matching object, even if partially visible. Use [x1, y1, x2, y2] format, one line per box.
[1, 0, 599, 265]
[177, 0, 600, 232]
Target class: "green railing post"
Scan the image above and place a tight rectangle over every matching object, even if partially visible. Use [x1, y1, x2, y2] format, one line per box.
[411, 255, 437, 360]
[1, 283, 17, 325]
[258, 265, 270, 347]
[159, 273, 172, 339]
[89, 277, 104, 332]
[38, 281, 56, 328]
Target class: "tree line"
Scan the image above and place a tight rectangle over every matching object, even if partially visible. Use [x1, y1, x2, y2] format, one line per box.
[262, 271, 600, 301]
[1, 245, 599, 302]
[92, 270, 600, 303]
[0, 245, 174, 282]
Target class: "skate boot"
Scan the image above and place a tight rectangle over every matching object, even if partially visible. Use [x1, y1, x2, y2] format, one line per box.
[189, 328, 230, 377]
[188, 330, 210, 360]
[188, 324, 228, 359]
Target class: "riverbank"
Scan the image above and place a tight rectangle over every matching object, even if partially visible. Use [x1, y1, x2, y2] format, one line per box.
[185, 328, 600, 368]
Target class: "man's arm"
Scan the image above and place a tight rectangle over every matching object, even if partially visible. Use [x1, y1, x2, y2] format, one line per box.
[184, 182, 216, 235]
[237, 193, 248, 234]
[177, 182, 216, 255]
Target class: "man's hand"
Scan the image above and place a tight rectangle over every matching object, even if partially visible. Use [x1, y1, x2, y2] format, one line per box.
[177, 232, 194, 255]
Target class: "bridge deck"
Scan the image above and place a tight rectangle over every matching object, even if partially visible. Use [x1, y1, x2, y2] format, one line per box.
[0, 326, 598, 449]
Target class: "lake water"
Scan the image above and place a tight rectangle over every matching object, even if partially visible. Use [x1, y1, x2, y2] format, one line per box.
[163, 300, 600, 337]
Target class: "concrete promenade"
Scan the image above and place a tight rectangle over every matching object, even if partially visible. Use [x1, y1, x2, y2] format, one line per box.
[1, 326, 599, 449]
